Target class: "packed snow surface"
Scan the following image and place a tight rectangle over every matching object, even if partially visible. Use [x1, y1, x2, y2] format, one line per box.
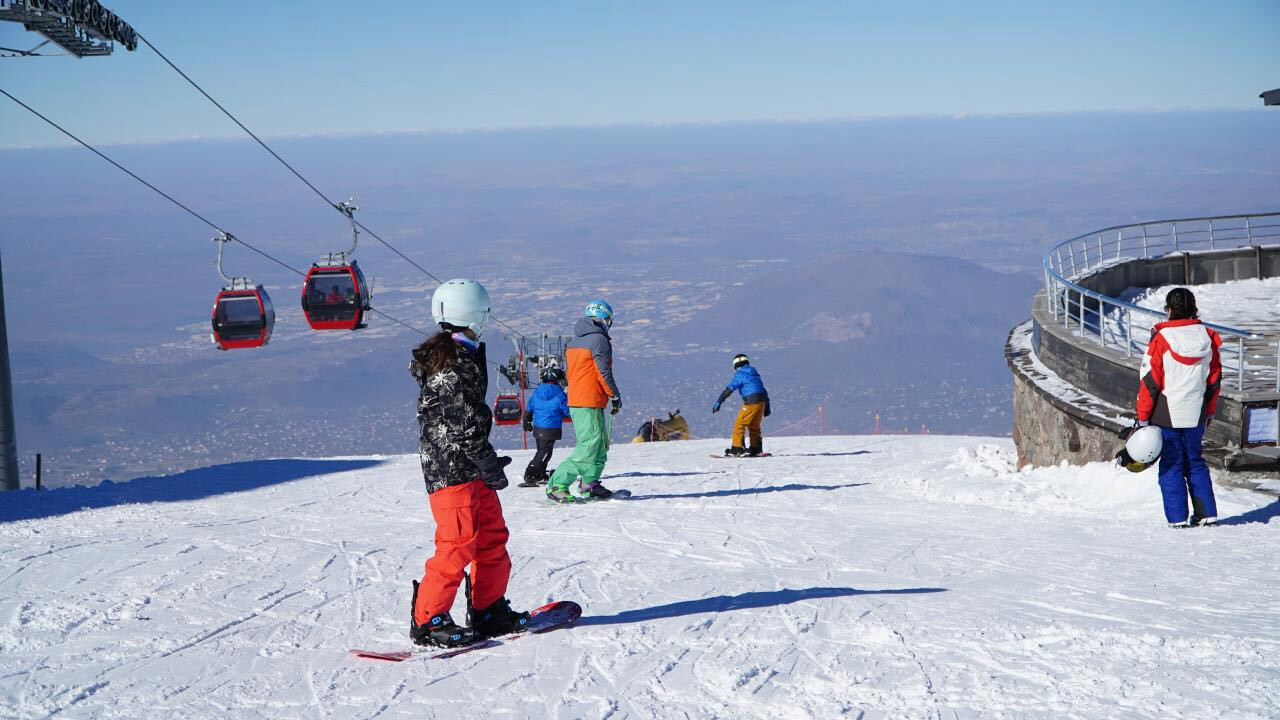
[1, 436, 1278, 719]
[1132, 276, 1280, 335]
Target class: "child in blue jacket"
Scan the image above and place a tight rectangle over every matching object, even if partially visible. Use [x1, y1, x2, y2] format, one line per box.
[520, 367, 572, 486]
[712, 353, 770, 456]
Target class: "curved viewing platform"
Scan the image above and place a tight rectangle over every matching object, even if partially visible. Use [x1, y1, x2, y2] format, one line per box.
[1010, 211, 1280, 474]
[1043, 212, 1280, 394]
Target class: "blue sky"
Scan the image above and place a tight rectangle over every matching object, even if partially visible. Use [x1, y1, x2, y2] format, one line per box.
[1, 0, 1277, 148]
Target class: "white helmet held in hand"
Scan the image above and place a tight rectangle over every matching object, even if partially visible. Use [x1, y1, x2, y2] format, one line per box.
[432, 279, 491, 335]
[1116, 425, 1162, 472]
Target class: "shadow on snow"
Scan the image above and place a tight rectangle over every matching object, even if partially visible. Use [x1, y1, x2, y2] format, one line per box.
[1219, 499, 1280, 526]
[578, 586, 947, 627]
[775, 451, 875, 457]
[627, 482, 868, 501]
[604, 470, 724, 479]
[0, 458, 386, 523]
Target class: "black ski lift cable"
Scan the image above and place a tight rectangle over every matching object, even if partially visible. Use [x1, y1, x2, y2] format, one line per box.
[135, 33, 343, 214]
[134, 32, 533, 342]
[0, 85, 435, 340]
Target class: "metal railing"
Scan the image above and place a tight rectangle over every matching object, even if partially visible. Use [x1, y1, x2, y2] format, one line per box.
[1042, 212, 1280, 395]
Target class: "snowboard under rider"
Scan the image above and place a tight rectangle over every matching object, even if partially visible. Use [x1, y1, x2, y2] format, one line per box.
[520, 366, 571, 486]
[407, 278, 531, 648]
[1127, 287, 1222, 528]
[712, 353, 770, 457]
[546, 300, 621, 502]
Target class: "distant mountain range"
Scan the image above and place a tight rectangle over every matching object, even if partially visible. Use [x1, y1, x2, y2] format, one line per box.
[613, 249, 1040, 440]
[674, 248, 1038, 351]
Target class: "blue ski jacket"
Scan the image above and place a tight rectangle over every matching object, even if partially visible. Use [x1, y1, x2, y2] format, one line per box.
[526, 381, 571, 429]
[719, 366, 768, 405]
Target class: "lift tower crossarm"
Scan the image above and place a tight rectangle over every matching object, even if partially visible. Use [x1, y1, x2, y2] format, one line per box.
[0, 0, 137, 58]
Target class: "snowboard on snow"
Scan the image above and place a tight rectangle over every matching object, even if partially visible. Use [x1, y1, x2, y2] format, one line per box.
[545, 488, 632, 504]
[709, 453, 772, 459]
[350, 599, 582, 662]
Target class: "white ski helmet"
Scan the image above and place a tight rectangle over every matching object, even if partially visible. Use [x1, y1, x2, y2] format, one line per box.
[1116, 425, 1162, 473]
[431, 279, 491, 335]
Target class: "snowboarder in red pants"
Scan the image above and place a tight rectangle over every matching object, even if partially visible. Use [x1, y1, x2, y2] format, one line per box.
[408, 279, 530, 647]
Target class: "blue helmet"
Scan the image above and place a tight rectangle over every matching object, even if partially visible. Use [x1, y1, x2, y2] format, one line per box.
[584, 299, 614, 327]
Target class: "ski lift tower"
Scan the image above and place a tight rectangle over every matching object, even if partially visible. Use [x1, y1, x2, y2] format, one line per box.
[0, 0, 137, 57]
[0, 254, 16, 491]
[493, 333, 572, 449]
[0, 1, 136, 490]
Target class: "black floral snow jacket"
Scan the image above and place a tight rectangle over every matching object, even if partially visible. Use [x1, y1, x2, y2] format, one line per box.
[410, 339, 497, 494]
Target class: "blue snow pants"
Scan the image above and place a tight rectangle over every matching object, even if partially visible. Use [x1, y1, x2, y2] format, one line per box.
[1157, 425, 1217, 524]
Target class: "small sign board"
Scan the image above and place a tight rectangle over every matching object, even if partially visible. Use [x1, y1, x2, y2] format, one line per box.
[1244, 403, 1278, 446]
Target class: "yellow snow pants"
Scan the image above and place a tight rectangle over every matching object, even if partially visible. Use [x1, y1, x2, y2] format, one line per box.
[731, 402, 765, 449]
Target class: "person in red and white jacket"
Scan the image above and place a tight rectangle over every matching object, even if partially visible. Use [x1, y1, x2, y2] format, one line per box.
[1133, 288, 1222, 527]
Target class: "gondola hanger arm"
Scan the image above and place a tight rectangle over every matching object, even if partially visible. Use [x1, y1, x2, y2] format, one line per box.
[213, 231, 252, 289]
[327, 196, 359, 262]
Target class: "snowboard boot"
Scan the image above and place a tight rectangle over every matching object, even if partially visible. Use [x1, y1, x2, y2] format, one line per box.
[518, 467, 545, 488]
[575, 480, 614, 500]
[546, 484, 580, 503]
[724, 446, 747, 457]
[1168, 521, 1190, 529]
[409, 581, 477, 648]
[747, 442, 764, 457]
[468, 596, 531, 638]
[1189, 515, 1218, 527]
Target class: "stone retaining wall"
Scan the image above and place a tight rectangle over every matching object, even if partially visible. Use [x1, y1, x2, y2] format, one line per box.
[1006, 322, 1128, 467]
[1011, 370, 1121, 468]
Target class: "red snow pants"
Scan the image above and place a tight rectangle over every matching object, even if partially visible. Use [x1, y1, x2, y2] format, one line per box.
[414, 479, 512, 624]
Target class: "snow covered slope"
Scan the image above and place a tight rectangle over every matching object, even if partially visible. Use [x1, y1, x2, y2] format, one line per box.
[1, 436, 1277, 719]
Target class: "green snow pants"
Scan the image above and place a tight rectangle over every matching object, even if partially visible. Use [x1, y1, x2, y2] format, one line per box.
[547, 407, 609, 490]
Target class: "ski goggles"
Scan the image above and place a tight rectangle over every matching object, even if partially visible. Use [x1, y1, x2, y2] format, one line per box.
[1115, 448, 1155, 473]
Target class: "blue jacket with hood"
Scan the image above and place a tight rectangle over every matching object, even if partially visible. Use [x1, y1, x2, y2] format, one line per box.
[526, 381, 571, 429]
[719, 365, 768, 405]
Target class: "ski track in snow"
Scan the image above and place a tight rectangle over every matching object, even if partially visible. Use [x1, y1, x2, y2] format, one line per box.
[0, 436, 1277, 719]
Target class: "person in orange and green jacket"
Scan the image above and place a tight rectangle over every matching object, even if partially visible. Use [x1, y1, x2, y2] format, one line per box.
[546, 300, 621, 502]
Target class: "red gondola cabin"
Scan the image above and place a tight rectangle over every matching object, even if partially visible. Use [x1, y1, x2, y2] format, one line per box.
[301, 261, 371, 331]
[493, 394, 523, 426]
[211, 286, 275, 350]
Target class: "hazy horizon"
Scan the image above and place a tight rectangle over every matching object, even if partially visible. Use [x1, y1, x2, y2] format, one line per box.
[3, 1, 1276, 149]
[5, 107, 1272, 152]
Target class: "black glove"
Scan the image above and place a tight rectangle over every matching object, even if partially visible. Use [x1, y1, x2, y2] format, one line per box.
[523, 419, 533, 432]
[764, 401, 772, 417]
[611, 396, 622, 415]
[477, 453, 512, 490]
